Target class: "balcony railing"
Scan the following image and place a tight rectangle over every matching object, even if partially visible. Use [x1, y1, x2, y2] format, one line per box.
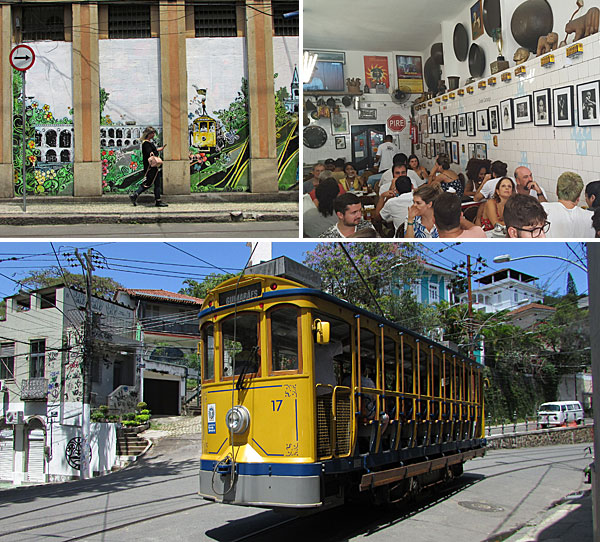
[21, 378, 48, 401]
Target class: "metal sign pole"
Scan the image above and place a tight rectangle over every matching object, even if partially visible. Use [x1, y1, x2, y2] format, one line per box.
[22, 70, 26, 212]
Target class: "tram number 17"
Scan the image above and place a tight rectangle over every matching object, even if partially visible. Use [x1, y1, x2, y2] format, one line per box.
[271, 399, 283, 412]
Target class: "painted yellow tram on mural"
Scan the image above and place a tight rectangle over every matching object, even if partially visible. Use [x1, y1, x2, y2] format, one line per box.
[198, 260, 486, 509]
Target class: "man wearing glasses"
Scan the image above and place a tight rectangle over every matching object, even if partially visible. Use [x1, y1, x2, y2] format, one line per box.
[504, 194, 550, 238]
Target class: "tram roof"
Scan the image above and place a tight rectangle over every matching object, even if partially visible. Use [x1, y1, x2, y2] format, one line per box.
[199, 278, 477, 365]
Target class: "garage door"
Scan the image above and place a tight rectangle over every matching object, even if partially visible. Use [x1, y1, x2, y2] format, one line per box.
[0, 428, 14, 481]
[143, 379, 180, 415]
[27, 428, 45, 483]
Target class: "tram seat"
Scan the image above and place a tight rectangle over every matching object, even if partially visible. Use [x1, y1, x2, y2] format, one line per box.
[400, 419, 414, 448]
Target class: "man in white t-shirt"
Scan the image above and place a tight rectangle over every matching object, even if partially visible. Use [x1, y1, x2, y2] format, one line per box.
[375, 175, 413, 232]
[378, 164, 423, 193]
[514, 166, 548, 202]
[374, 135, 398, 174]
[542, 171, 595, 238]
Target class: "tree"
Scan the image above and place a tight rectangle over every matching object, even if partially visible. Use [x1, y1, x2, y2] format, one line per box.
[19, 268, 124, 297]
[179, 272, 237, 299]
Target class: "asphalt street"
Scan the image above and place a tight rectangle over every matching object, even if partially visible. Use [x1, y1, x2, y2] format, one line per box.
[0, 438, 591, 541]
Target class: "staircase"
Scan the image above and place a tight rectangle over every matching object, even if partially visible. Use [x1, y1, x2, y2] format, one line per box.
[116, 428, 151, 458]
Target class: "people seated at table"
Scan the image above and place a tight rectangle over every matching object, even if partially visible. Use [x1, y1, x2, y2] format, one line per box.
[504, 194, 549, 238]
[341, 162, 366, 191]
[405, 184, 443, 238]
[319, 192, 378, 238]
[585, 180, 600, 210]
[464, 158, 491, 198]
[331, 158, 346, 182]
[374, 174, 413, 233]
[478, 177, 515, 231]
[377, 154, 423, 194]
[324, 158, 335, 171]
[514, 166, 547, 202]
[542, 172, 595, 238]
[303, 163, 325, 194]
[408, 154, 429, 182]
[473, 160, 507, 201]
[428, 153, 464, 198]
[375, 135, 399, 174]
[433, 192, 487, 238]
[309, 170, 346, 201]
[303, 178, 340, 238]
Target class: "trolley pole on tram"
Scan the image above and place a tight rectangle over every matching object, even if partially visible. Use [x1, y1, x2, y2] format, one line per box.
[587, 243, 600, 540]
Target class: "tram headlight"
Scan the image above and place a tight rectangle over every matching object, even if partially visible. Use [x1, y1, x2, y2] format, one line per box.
[225, 405, 250, 434]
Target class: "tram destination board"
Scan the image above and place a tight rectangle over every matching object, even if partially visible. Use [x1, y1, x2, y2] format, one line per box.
[219, 283, 262, 306]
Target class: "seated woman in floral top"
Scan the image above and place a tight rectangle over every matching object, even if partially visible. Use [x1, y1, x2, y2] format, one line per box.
[428, 153, 464, 199]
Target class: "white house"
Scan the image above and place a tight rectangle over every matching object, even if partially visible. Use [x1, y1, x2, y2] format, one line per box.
[459, 269, 544, 314]
[0, 285, 136, 485]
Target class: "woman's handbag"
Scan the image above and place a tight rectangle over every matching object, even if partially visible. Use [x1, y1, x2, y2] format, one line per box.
[148, 152, 163, 168]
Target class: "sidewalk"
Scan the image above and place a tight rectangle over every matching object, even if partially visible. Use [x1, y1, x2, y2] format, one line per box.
[141, 414, 202, 440]
[0, 192, 299, 226]
[503, 489, 593, 542]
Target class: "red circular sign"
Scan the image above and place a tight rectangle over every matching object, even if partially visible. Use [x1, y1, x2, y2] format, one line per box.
[387, 114, 406, 133]
[10, 44, 35, 72]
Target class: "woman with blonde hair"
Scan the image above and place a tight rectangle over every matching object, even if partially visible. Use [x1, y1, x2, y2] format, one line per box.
[130, 126, 168, 207]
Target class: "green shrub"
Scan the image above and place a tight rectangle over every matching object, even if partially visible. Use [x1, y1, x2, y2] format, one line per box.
[91, 410, 106, 422]
[123, 412, 136, 421]
[140, 409, 150, 416]
[108, 415, 119, 422]
[136, 402, 148, 412]
[98, 405, 109, 414]
[135, 414, 150, 424]
[122, 420, 138, 427]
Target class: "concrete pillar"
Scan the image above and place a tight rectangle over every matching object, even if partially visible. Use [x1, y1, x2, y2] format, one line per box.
[0, 6, 14, 197]
[72, 3, 101, 196]
[245, 0, 278, 192]
[159, 0, 190, 195]
[12, 424, 24, 485]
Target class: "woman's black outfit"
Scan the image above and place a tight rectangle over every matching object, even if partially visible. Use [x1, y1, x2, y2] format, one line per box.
[130, 140, 167, 206]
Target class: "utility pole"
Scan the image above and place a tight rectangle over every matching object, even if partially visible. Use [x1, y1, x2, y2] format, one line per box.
[467, 255, 474, 357]
[75, 249, 95, 480]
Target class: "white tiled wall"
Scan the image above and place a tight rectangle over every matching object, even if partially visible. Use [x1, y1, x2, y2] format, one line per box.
[418, 33, 600, 202]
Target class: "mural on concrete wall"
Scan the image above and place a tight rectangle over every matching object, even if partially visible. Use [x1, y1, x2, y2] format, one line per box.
[98, 39, 162, 193]
[12, 42, 74, 196]
[187, 38, 298, 192]
[64, 330, 83, 403]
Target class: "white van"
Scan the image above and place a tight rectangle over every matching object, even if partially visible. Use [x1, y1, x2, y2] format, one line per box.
[537, 401, 584, 428]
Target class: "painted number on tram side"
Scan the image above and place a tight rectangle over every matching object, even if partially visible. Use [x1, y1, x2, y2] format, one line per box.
[271, 399, 283, 412]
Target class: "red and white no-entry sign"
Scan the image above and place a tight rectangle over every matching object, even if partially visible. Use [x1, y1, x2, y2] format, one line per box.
[387, 114, 406, 132]
[10, 44, 35, 72]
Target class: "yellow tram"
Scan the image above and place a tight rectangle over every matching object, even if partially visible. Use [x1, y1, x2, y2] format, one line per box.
[198, 270, 486, 509]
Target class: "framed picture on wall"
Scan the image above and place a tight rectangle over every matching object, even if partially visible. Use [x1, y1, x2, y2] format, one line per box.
[437, 113, 443, 133]
[466, 111, 476, 136]
[514, 95, 533, 124]
[330, 111, 349, 134]
[335, 136, 346, 150]
[533, 89, 552, 126]
[577, 81, 600, 127]
[468, 143, 476, 159]
[553, 86, 574, 127]
[471, 0, 484, 41]
[429, 139, 435, 157]
[475, 142, 487, 160]
[444, 116, 451, 137]
[451, 115, 458, 137]
[500, 98, 514, 130]
[358, 108, 377, 120]
[489, 105, 500, 134]
[431, 115, 437, 133]
[451, 141, 459, 164]
[476, 109, 489, 131]
[458, 113, 467, 131]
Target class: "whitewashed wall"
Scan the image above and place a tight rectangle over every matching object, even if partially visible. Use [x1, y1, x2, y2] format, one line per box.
[273, 36, 298, 90]
[99, 39, 162, 126]
[419, 32, 600, 200]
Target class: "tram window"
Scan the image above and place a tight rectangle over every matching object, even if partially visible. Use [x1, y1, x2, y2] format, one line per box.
[418, 346, 429, 396]
[221, 312, 259, 377]
[383, 337, 396, 391]
[269, 306, 300, 372]
[433, 354, 441, 398]
[359, 329, 376, 385]
[312, 311, 351, 385]
[402, 342, 413, 393]
[201, 323, 214, 382]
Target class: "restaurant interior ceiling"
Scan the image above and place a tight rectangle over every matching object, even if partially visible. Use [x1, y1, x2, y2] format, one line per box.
[304, 0, 474, 53]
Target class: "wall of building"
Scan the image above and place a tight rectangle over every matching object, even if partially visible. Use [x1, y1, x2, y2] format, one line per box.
[417, 2, 600, 199]
[303, 48, 420, 167]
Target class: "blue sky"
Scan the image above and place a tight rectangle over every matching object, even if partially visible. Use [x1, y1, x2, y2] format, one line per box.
[0, 241, 589, 299]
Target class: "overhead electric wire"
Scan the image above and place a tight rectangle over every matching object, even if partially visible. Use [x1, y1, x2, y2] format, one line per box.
[164, 243, 234, 275]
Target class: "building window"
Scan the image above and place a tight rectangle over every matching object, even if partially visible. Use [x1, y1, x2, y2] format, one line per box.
[22, 6, 65, 41]
[514, 291, 519, 302]
[429, 283, 439, 303]
[108, 5, 151, 39]
[30, 340, 45, 378]
[273, 2, 298, 36]
[0, 343, 15, 380]
[194, 3, 237, 37]
[40, 291, 56, 309]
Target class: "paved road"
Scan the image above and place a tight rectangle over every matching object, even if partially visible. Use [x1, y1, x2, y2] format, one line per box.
[0, 221, 299, 238]
[0, 439, 591, 541]
[485, 419, 592, 437]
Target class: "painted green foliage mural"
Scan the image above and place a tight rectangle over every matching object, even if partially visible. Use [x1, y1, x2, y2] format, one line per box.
[12, 69, 74, 196]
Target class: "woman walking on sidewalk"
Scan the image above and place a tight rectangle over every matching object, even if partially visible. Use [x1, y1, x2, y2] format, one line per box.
[130, 126, 168, 207]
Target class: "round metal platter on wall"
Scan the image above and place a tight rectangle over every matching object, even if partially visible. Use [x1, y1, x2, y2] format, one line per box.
[303, 125, 328, 149]
[431, 43, 444, 65]
[453, 23, 469, 61]
[511, 0, 553, 52]
[468, 43, 486, 78]
[482, 0, 502, 38]
[424, 57, 442, 93]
